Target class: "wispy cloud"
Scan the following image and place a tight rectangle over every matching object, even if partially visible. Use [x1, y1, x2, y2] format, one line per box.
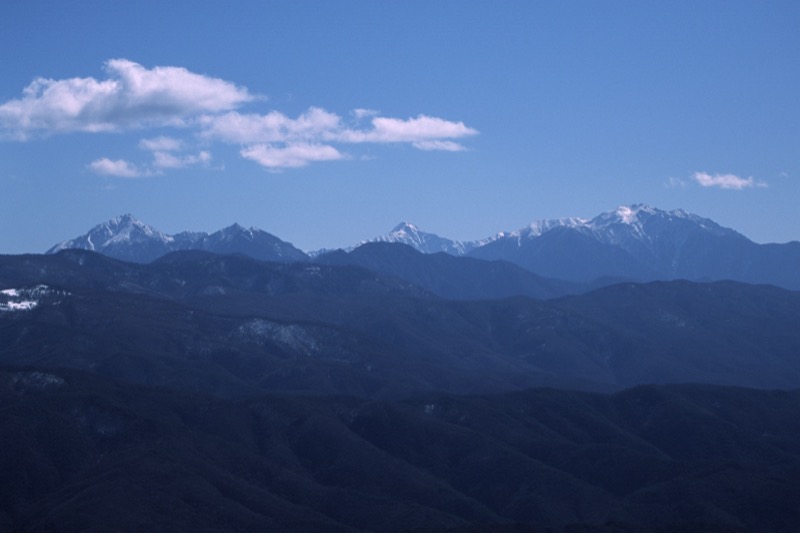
[352, 108, 379, 120]
[88, 158, 148, 178]
[240, 143, 344, 170]
[665, 176, 688, 189]
[138, 136, 184, 152]
[88, 135, 212, 176]
[200, 109, 477, 167]
[152, 150, 211, 170]
[692, 171, 766, 190]
[1, 59, 478, 171]
[412, 140, 468, 152]
[339, 115, 477, 144]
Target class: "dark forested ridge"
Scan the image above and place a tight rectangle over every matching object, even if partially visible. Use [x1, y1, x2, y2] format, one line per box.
[2, 250, 800, 530]
[2, 369, 800, 531]
[3, 250, 800, 396]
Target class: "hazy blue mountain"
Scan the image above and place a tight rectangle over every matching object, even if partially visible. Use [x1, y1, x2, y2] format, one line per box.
[46, 215, 308, 264]
[193, 223, 309, 263]
[469, 204, 800, 288]
[316, 241, 582, 300]
[46, 206, 800, 289]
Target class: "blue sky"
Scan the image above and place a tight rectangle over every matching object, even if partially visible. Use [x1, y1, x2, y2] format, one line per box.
[2, 1, 799, 253]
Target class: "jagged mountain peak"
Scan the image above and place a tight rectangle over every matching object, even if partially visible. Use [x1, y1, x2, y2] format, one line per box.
[109, 213, 142, 225]
[362, 221, 485, 256]
[467, 203, 774, 285]
[47, 216, 308, 264]
[502, 204, 740, 242]
[46, 214, 173, 256]
[515, 217, 587, 239]
[390, 221, 419, 234]
[217, 223, 255, 238]
[590, 204, 677, 226]
[101, 214, 166, 237]
[585, 204, 742, 239]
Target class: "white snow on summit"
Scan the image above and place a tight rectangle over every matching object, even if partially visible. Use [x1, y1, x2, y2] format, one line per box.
[48, 214, 174, 254]
[512, 217, 587, 240]
[355, 204, 729, 257]
[359, 221, 488, 255]
[501, 204, 739, 244]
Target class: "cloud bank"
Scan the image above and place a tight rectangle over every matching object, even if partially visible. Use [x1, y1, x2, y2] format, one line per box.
[0, 59, 253, 138]
[0, 60, 478, 173]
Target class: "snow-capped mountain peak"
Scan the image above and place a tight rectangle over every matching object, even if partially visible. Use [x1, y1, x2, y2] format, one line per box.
[47, 214, 173, 255]
[390, 221, 419, 234]
[466, 203, 757, 282]
[583, 204, 652, 229]
[583, 204, 741, 240]
[217, 223, 257, 241]
[361, 222, 483, 255]
[514, 217, 587, 239]
[47, 216, 308, 263]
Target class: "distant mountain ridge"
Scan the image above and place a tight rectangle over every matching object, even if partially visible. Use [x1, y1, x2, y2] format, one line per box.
[6, 249, 800, 395]
[46, 205, 800, 290]
[469, 204, 800, 287]
[47, 214, 308, 264]
[356, 221, 492, 255]
[315, 242, 584, 300]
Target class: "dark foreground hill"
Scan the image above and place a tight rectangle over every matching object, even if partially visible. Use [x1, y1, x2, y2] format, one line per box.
[3, 250, 800, 531]
[2, 250, 800, 396]
[2, 368, 800, 532]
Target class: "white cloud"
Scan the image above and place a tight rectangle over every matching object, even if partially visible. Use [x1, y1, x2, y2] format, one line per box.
[153, 150, 211, 169]
[692, 171, 766, 190]
[412, 140, 467, 151]
[201, 109, 478, 147]
[202, 108, 478, 167]
[201, 107, 342, 144]
[88, 158, 146, 178]
[665, 176, 688, 189]
[240, 143, 344, 169]
[0, 59, 253, 138]
[345, 115, 478, 144]
[2, 60, 477, 170]
[352, 108, 379, 120]
[139, 136, 184, 152]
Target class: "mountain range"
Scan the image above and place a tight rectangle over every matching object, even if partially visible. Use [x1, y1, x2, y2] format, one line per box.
[46, 205, 800, 291]
[16, 204, 800, 530]
[47, 214, 308, 264]
[5, 212, 800, 530]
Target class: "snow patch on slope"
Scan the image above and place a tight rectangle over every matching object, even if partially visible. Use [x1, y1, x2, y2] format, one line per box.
[0, 285, 69, 312]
